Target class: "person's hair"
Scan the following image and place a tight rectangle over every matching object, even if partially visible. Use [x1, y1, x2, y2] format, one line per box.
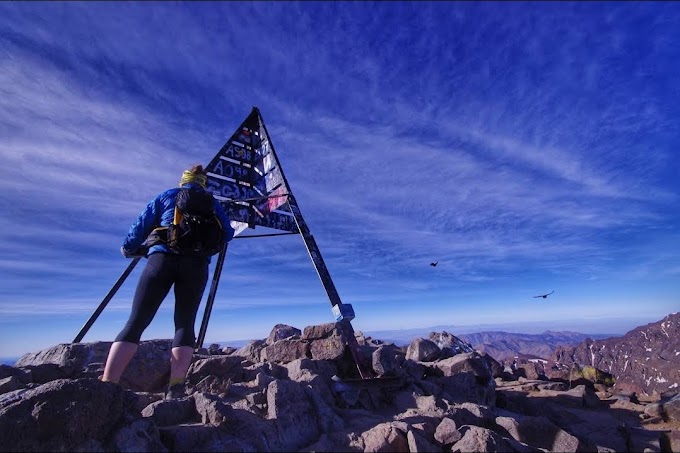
[187, 164, 206, 175]
[179, 164, 208, 188]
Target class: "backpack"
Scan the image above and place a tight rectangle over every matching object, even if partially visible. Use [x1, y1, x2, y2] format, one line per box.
[167, 187, 225, 256]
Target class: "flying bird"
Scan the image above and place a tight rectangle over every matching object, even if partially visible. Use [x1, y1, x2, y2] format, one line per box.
[430, 261, 438, 267]
[533, 290, 554, 299]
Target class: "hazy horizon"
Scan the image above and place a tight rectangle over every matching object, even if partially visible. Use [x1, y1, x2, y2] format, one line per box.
[4, 312, 671, 364]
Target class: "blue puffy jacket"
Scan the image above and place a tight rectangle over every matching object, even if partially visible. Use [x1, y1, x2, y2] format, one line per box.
[122, 182, 235, 259]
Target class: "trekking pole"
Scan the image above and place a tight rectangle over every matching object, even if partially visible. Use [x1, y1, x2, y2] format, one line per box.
[72, 257, 142, 343]
[196, 242, 229, 349]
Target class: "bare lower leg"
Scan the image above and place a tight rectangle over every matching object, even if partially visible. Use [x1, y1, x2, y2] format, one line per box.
[102, 341, 138, 383]
[170, 346, 194, 383]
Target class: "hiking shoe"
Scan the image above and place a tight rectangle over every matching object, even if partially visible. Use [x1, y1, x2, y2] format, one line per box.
[165, 382, 187, 400]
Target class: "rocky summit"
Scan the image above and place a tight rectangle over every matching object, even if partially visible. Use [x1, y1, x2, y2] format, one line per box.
[1, 321, 679, 452]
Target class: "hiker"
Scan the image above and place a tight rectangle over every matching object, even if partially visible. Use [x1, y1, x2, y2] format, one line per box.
[101, 164, 235, 399]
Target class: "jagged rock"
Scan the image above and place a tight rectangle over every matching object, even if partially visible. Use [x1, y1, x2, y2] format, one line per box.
[192, 374, 232, 397]
[221, 346, 237, 355]
[407, 428, 440, 452]
[16, 340, 173, 392]
[232, 339, 266, 363]
[406, 338, 441, 362]
[0, 378, 164, 452]
[435, 416, 462, 445]
[565, 384, 603, 409]
[427, 352, 496, 406]
[393, 391, 448, 419]
[142, 398, 196, 427]
[304, 385, 345, 432]
[514, 361, 546, 380]
[284, 357, 317, 381]
[455, 402, 496, 427]
[266, 324, 302, 344]
[186, 355, 244, 386]
[261, 339, 309, 363]
[495, 414, 581, 452]
[451, 425, 538, 452]
[207, 343, 222, 355]
[302, 321, 353, 342]
[429, 331, 475, 355]
[266, 379, 320, 451]
[360, 422, 409, 452]
[192, 391, 234, 425]
[478, 352, 507, 379]
[245, 360, 288, 382]
[302, 322, 356, 362]
[309, 335, 346, 361]
[372, 344, 405, 377]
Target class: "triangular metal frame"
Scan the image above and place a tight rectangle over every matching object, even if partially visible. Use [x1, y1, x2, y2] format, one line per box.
[197, 107, 373, 378]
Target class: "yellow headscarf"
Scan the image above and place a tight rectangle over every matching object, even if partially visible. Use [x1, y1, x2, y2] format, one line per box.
[179, 170, 207, 188]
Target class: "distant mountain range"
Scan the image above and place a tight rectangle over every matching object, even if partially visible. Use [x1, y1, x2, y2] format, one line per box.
[457, 331, 615, 362]
[551, 312, 680, 396]
[364, 328, 616, 362]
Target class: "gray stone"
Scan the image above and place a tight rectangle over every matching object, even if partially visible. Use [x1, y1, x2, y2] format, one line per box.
[360, 422, 409, 452]
[406, 338, 441, 362]
[407, 428, 439, 452]
[267, 379, 320, 451]
[261, 339, 309, 363]
[372, 345, 405, 377]
[451, 425, 538, 452]
[232, 339, 266, 363]
[495, 414, 581, 452]
[142, 397, 196, 426]
[267, 324, 302, 344]
[187, 355, 244, 386]
[0, 378, 147, 452]
[434, 417, 461, 445]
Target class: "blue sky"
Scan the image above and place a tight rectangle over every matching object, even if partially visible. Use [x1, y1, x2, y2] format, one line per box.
[1, 2, 679, 359]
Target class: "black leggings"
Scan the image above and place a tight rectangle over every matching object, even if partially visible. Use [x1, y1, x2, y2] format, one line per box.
[115, 253, 209, 348]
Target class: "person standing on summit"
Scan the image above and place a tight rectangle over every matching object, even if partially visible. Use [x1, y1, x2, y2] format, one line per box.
[101, 164, 235, 399]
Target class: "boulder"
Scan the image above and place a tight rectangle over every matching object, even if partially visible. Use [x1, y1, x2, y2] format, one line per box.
[495, 414, 581, 452]
[451, 425, 538, 452]
[266, 379, 320, 451]
[434, 416, 462, 445]
[360, 422, 409, 452]
[261, 339, 309, 363]
[0, 378, 164, 452]
[372, 344, 405, 377]
[266, 324, 302, 344]
[406, 338, 441, 362]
